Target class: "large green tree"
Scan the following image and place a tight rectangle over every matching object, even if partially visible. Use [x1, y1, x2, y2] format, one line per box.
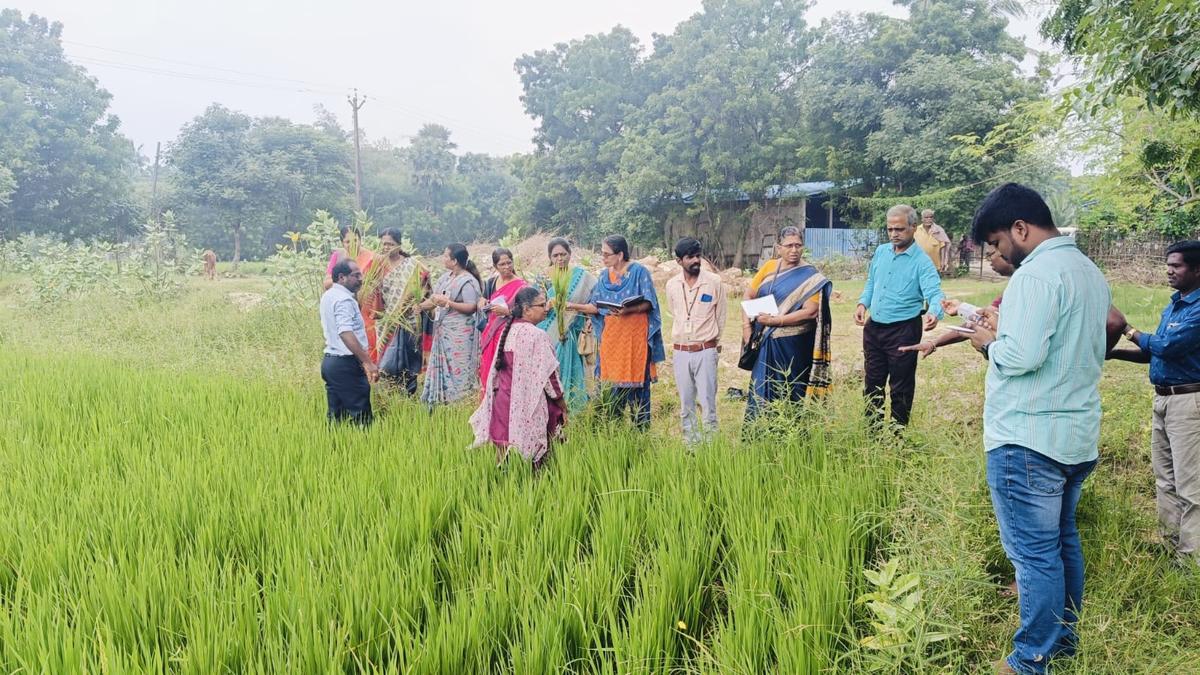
[798, 0, 1045, 230]
[513, 27, 648, 242]
[615, 0, 812, 264]
[1041, 0, 1200, 236]
[1043, 0, 1200, 117]
[0, 10, 139, 240]
[167, 105, 353, 264]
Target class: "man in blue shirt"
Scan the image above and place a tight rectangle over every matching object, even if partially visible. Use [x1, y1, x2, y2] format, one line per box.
[965, 184, 1111, 675]
[319, 260, 379, 425]
[855, 204, 945, 428]
[1110, 240, 1200, 568]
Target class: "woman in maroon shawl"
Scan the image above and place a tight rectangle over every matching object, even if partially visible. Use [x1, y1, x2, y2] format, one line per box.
[470, 287, 566, 469]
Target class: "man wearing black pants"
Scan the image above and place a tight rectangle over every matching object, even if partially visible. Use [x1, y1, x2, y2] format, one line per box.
[855, 204, 945, 428]
[320, 260, 379, 424]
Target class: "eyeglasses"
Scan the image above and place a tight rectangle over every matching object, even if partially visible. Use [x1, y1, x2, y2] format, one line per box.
[530, 302, 547, 308]
[778, 243, 804, 250]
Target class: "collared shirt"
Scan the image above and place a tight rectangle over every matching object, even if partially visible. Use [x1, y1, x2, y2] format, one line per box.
[858, 243, 945, 323]
[320, 283, 368, 356]
[665, 270, 727, 344]
[1138, 286, 1200, 386]
[984, 236, 1111, 464]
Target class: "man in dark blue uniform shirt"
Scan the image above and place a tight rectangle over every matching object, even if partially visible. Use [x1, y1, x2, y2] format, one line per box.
[1111, 240, 1200, 566]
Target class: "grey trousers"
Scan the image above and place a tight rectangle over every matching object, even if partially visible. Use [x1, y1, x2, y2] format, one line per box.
[673, 347, 719, 445]
[1151, 391, 1200, 561]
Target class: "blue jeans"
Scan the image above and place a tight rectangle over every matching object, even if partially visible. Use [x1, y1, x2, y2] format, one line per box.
[987, 444, 1097, 674]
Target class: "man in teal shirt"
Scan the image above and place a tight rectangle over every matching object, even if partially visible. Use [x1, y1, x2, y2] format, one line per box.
[967, 183, 1111, 675]
[855, 204, 945, 427]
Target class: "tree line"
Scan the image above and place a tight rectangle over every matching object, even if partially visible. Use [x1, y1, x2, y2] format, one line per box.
[2, 0, 1196, 263]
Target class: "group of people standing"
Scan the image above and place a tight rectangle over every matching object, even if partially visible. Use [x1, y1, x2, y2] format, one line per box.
[317, 183, 1200, 674]
[868, 184, 1200, 674]
[317, 226, 841, 459]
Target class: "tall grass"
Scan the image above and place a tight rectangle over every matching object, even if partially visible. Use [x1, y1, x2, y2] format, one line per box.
[0, 349, 890, 672]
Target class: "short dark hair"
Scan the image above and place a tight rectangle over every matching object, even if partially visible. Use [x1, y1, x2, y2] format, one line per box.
[1167, 240, 1200, 268]
[331, 259, 355, 282]
[971, 183, 1055, 244]
[492, 247, 514, 265]
[674, 237, 702, 259]
[547, 237, 571, 256]
[603, 234, 630, 262]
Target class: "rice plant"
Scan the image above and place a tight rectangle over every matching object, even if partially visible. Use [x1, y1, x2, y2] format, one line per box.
[0, 349, 892, 673]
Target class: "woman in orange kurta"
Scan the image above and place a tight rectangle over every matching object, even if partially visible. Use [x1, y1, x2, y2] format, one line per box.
[568, 235, 664, 430]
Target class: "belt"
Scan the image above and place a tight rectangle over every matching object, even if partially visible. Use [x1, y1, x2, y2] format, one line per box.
[324, 353, 357, 359]
[1154, 382, 1200, 396]
[673, 340, 719, 353]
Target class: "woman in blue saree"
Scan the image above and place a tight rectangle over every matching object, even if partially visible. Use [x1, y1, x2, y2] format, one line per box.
[744, 226, 833, 420]
[536, 237, 597, 412]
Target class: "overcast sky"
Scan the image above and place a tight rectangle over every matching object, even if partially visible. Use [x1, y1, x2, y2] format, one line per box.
[14, 0, 1053, 159]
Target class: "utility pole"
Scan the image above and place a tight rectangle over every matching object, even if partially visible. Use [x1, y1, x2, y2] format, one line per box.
[150, 141, 161, 224]
[348, 89, 367, 211]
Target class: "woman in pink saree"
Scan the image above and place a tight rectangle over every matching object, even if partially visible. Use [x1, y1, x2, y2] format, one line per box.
[477, 248, 528, 391]
[470, 287, 567, 469]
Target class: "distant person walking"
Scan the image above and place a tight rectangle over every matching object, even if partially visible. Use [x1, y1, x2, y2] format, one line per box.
[958, 233, 976, 272]
[538, 237, 598, 412]
[420, 243, 483, 407]
[571, 235, 664, 430]
[916, 209, 953, 274]
[319, 260, 379, 425]
[1110, 240, 1200, 568]
[855, 204, 944, 428]
[470, 287, 567, 469]
[664, 237, 726, 444]
[965, 183, 1111, 675]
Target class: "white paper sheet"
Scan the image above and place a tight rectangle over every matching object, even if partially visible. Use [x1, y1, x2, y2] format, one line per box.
[741, 295, 780, 318]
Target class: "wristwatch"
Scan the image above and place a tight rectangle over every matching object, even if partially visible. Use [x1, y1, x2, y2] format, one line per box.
[1123, 325, 1138, 342]
[981, 341, 993, 359]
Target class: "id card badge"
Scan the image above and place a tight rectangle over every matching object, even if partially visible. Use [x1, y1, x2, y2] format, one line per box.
[683, 319, 694, 335]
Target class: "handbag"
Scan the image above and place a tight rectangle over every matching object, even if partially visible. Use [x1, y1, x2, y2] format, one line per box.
[739, 262, 782, 371]
[475, 277, 497, 332]
[738, 322, 764, 371]
[577, 319, 596, 357]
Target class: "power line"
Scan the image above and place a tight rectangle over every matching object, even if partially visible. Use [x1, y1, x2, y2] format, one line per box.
[66, 44, 534, 152]
[64, 39, 347, 91]
[71, 56, 344, 94]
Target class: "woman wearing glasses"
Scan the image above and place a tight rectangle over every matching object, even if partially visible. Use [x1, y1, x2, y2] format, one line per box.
[568, 234, 664, 430]
[470, 287, 567, 469]
[743, 226, 834, 420]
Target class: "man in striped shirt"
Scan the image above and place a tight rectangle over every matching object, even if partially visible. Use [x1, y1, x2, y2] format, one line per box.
[966, 184, 1111, 675]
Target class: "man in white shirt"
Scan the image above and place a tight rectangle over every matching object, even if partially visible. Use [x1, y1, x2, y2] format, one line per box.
[665, 237, 727, 444]
[320, 259, 379, 424]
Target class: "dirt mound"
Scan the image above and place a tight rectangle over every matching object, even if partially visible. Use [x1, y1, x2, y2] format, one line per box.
[467, 233, 558, 278]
